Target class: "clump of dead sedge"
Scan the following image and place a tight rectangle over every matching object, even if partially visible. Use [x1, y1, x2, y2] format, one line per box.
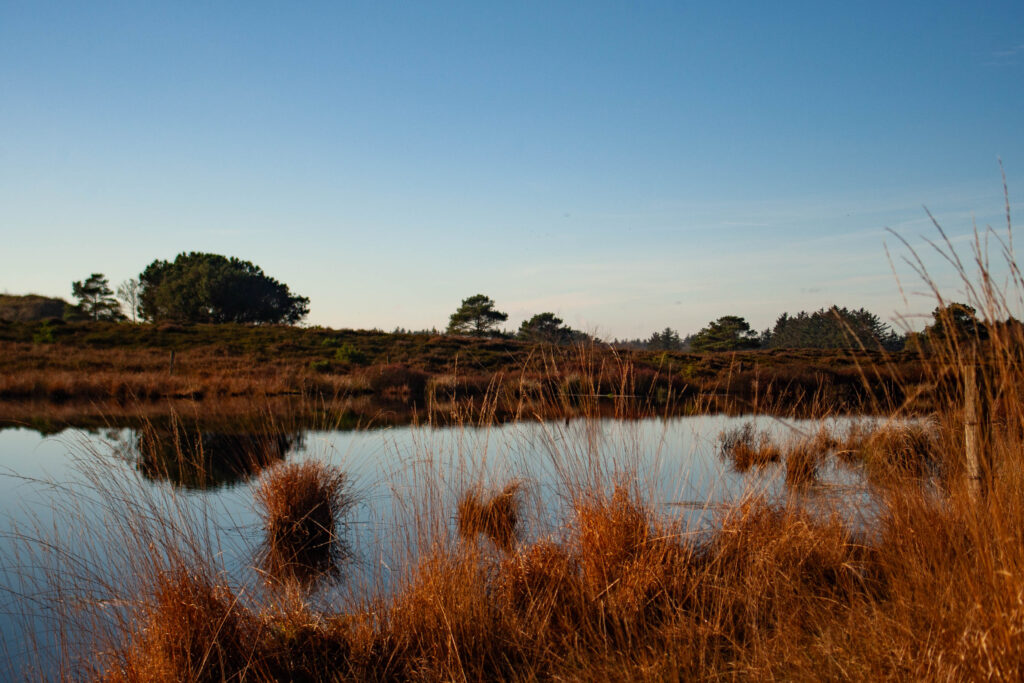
[254, 460, 352, 584]
[457, 482, 523, 552]
[719, 422, 782, 470]
[107, 567, 260, 682]
[785, 439, 823, 487]
[103, 566, 374, 682]
[860, 423, 938, 481]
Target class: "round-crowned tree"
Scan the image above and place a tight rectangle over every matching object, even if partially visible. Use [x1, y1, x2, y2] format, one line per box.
[138, 252, 309, 324]
[447, 294, 508, 337]
[690, 315, 760, 352]
[518, 312, 577, 344]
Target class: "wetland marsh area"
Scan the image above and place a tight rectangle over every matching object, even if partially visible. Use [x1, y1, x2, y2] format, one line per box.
[0, 319, 1020, 679]
[3, 2, 1023, 679]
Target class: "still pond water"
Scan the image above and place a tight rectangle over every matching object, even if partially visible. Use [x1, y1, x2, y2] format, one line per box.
[0, 414, 877, 675]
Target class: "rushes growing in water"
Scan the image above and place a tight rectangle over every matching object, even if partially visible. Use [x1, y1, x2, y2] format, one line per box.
[254, 460, 353, 587]
[456, 482, 523, 553]
[719, 422, 782, 470]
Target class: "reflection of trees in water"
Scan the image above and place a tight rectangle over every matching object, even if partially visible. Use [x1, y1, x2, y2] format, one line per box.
[134, 426, 304, 489]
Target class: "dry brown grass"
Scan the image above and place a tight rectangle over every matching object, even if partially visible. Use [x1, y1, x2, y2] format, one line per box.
[254, 461, 352, 586]
[0, 330, 927, 428]
[860, 422, 938, 481]
[784, 438, 822, 487]
[456, 482, 523, 553]
[719, 422, 782, 470]
[79, 422, 1024, 681]
[106, 567, 260, 683]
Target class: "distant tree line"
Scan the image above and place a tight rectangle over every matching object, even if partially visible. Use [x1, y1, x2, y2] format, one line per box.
[0, 253, 1000, 356]
[612, 306, 909, 352]
[762, 306, 903, 351]
[444, 294, 589, 344]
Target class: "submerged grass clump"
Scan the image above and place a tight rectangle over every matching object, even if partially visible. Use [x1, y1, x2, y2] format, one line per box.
[860, 422, 938, 481]
[784, 439, 822, 487]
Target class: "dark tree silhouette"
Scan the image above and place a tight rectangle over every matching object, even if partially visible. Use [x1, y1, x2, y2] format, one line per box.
[764, 306, 902, 350]
[927, 303, 986, 344]
[138, 252, 309, 324]
[447, 294, 508, 336]
[518, 312, 577, 344]
[690, 315, 760, 352]
[647, 327, 684, 351]
[71, 273, 125, 321]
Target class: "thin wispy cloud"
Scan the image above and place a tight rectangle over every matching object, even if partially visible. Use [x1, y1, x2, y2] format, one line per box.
[985, 43, 1024, 66]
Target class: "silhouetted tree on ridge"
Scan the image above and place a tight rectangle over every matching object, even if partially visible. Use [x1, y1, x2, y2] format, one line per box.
[71, 273, 125, 322]
[690, 315, 760, 352]
[138, 252, 309, 324]
[447, 294, 508, 337]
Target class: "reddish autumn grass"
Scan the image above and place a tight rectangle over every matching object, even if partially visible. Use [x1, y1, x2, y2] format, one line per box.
[719, 422, 783, 470]
[254, 461, 352, 586]
[456, 482, 523, 553]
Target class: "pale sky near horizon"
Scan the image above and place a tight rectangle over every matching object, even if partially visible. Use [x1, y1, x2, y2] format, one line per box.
[2, 2, 1022, 338]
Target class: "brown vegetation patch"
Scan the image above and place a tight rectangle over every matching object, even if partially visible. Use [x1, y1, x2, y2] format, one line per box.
[254, 461, 352, 586]
[719, 422, 782, 470]
[785, 439, 823, 487]
[108, 567, 260, 682]
[456, 482, 522, 552]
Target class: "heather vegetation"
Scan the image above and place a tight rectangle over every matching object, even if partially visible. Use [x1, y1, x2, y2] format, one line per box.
[0, 294, 68, 322]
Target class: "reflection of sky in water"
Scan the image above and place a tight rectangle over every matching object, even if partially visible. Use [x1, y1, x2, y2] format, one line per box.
[0, 415, 883, 675]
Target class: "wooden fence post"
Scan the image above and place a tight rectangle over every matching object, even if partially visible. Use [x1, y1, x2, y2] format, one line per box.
[963, 354, 982, 499]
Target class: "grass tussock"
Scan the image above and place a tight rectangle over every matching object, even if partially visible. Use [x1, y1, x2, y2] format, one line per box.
[784, 439, 822, 487]
[106, 567, 260, 683]
[859, 422, 939, 481]
[254, 461, 352, 586]
[719, 422, 782, 470]
[456, 482, 522, 552]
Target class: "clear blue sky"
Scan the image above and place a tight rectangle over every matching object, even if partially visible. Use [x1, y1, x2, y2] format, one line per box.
[2, 2, 1021, 337]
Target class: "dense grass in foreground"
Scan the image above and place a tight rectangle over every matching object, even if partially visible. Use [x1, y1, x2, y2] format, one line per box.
[51, 400, 1024, 681]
